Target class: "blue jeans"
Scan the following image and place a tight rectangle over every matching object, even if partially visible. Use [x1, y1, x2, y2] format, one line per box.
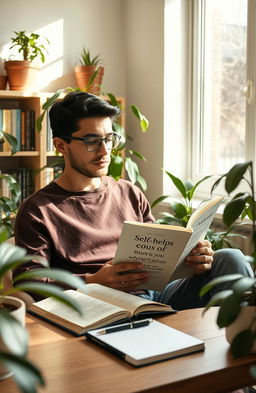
[142, 249, 253, 309]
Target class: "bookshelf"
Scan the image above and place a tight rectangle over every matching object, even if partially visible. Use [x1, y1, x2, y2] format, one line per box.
[0, 90, 125, 199]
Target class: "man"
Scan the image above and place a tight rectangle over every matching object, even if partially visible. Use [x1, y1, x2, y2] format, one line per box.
[14, 91, 252, 309]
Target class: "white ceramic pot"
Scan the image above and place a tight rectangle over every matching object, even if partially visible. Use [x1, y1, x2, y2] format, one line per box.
[0, 296, 26, 380]
[225, 306, 256, 351]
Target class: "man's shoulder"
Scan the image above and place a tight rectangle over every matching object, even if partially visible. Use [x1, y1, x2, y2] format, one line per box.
[17, 182, 57, 212]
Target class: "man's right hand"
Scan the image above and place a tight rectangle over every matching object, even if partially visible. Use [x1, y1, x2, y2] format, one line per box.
[85, 261, 149, 292]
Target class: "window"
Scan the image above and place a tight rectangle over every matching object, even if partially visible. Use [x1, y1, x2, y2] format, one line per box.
[191, 0, 256, 186]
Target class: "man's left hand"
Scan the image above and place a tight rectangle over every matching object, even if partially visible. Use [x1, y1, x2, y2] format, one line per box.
[185, 240, 214, 275]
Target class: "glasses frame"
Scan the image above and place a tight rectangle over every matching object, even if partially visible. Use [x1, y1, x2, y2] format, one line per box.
[59, 132, 121, 152]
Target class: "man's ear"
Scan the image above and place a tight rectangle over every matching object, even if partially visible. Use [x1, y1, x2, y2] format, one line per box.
[53, 137, 67, 154]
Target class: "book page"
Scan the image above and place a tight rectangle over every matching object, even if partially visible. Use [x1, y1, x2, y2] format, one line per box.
[169, 195, 223, 280]
[29, 290, 130, 333]
[79, 284, 172, 315]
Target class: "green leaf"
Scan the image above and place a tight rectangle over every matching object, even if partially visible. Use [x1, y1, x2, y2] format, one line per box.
[188, 175, 212, 200]
[0, 351, 45, 393]
[223, 196, 248, 227]
[231, 329, 254, 358]
[151, 195, 170, 209]
[232, 277, 256, 296]
[131, 105, 149, 132]
[2, 132, 18, 155]
[106, 93, 119, 107]
[0, 312, 28, 355]
[202, 289, 233, 312]
[200, 274, 243, 297]
[136, 174, 147, 191]
[171, 202, 188, 220]
[225, 161, 251, 193]
[13, 268, 85, 291]
[164, 170, 187, 199]
[217, 294, 241, 327]
[11, 283, 83, 314]
[108, 154, 123, 179]
[128, 150, 147, 161]
[125, 157, 139, 184]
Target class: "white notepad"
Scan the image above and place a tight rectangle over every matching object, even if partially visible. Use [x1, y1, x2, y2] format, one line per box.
[85, 319, 205, 367]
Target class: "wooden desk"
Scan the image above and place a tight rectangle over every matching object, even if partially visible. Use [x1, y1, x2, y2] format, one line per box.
[1, 308, 256, 393]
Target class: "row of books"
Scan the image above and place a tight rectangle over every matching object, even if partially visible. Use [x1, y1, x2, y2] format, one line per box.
[0, 166, 63, 202]
[0, 168, 35, 202]
[0, 108, 35, 151]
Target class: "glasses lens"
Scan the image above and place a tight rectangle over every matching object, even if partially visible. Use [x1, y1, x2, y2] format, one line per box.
[84, 134, 120, 152]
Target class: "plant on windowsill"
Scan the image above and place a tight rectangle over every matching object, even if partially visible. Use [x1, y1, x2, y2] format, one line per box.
[200, 161, 256, 373]
[4, 30, 50, 91]
[151, 170, 244, 251]
[74, 48, 104, 95]
[36, 88, 149, 191]
[0, 225, 85, 392]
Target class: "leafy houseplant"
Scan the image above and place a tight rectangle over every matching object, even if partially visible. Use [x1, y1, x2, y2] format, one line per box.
[36, 88, 149, 191]
[74, 48, 104, 94]
[0, 226, 85, 392]
[200, 161, 256, 369]
[4, 31, 49, 91]
[151, 170, 242, 251]
[0, 173, 21, 238]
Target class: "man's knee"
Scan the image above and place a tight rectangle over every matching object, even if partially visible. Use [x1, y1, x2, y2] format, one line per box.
[213, 248, 253, 277]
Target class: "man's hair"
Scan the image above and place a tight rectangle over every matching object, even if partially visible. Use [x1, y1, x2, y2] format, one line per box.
[49, 91, 121, 138]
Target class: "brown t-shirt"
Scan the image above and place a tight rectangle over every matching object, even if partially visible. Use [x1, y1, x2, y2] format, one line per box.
[14, 176, 154, 281]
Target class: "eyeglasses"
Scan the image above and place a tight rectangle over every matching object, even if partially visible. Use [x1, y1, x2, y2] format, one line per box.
[60, 132, 121, 152]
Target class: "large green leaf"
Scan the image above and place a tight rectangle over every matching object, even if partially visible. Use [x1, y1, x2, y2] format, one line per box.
[13, 268, 85, 291]
[0, 312, 28, 355]
[151, 195, 170, 209]
[136, 174, 147, 192]
[0, 132, 18, 155]
[10, 282, 82, 314]
[231, 329, 254, 358]
[108, 154, 123, 179]
[225, 161, 251, 193]
[200, 274, 243, 297]
[164, 171, 187, 199]
[0, 351, 45, 393]
[188, 175, 212, 200]
[217, 294, 241, 327]
[202, 289, 233, 312]
[232, 277, 256, 296]
[125, 157, 139, 184]
[223, 196, 248, 227]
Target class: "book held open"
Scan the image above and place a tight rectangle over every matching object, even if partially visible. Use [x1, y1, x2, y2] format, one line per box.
[113, 195, 223, 291]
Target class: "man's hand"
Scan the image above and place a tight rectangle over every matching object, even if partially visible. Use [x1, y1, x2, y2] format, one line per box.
[85, 261, 149, 292]
[185, 240, 214, 275]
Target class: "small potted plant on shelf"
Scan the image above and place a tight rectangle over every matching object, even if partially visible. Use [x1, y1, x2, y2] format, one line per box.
[4, 30, 50, 91]
[200, 161, 256, 373]
[0, 225, 85, 392]
[74, 48, 104, 95]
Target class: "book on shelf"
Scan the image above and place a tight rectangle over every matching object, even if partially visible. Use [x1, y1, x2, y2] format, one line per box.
[28, 283, 175, 336]
[113, 195, 224, 291]
[85, 319, 205, 367]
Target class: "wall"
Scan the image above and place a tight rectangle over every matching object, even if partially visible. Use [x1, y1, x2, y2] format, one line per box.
[0, 0, 165, 203]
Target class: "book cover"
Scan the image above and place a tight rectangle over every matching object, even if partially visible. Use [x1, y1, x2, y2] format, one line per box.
[113, 196, 223, 291]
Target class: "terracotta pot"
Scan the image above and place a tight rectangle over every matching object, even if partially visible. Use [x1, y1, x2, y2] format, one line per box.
[74, 65, 104, 95]
[0, 296, 26, 380]
[225, 305, 256, 352]
[0, 75, 8, 90]
[4, 60, 39, 91]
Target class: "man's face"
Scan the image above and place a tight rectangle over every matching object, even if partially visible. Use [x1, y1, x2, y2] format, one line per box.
[64, 117, 113, 178]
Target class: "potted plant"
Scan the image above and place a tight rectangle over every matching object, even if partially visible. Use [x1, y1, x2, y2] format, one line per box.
[0, 225, 85, 392]
[4, 31, 49, 91]
[151, 170, 244, 251]
[200, 161, 256, 372]
[36, 88, 149, 191]
[74, 48, 104, 95]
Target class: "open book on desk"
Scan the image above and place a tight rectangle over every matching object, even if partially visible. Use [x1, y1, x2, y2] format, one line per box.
[85, 319, 205, 367]
[113, 195, 223, 291]
[28, 283, 174, 336]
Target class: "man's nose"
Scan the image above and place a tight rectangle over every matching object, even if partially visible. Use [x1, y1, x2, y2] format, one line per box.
[98, 140, 109, 154]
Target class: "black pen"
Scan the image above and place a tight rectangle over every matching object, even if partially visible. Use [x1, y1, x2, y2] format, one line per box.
[96, 318, 153, 335]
